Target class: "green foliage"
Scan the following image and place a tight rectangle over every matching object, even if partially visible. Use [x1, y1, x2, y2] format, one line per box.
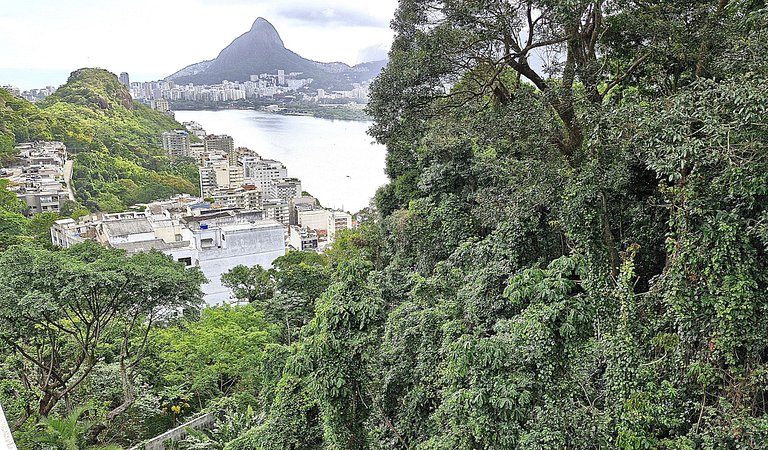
[6, 3, 768, 448]
[0, 209, 29, 251]
[299, 257, 385, 449]
[221, 265, 276, 304]
[272, 251, 330, 302]
[151, 305, 278, 411]
[1, 68, 198, 214]
[222, 252, 332, 345]
[231, 375, 323, 450]
[0, 179, 27, 214]
[72, 150, 196, 212]
[0, 88, 52, 164]
[0, 241, 204, 440]
[25, 212, 61, 247]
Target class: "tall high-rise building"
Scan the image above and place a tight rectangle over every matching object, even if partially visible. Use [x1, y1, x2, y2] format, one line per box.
[119, 72, 130, 87]
[151, 98, 170, 112]
[204, 135, 235, 155]
[241, 158, 288, 194]
[277, 70, 285, 86]
[162, 130, 190, 157]
[271, 178, 302, 201]
[229, 146, 258, 166]
[328, 210, 353, 241]
[199, 161, 245, 196]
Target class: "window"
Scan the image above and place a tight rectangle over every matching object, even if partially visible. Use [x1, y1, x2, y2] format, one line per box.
[178, 257, 192, 266]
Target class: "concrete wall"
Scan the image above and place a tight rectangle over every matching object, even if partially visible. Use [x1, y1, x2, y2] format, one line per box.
[299, 209, 329, 232]
[132, 413, 216, 450]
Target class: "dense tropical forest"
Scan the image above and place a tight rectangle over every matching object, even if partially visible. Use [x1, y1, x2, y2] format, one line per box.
[1, 0, 768, 449]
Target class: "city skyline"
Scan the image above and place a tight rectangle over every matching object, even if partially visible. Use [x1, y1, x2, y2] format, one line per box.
[0, 0, 398, 90]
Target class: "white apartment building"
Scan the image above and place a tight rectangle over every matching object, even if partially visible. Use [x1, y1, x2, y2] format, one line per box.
[2, 142, 72, 216]
[189, 142, 206, 162]
[182, 121, 207, 138]
[328, 210, 353, 241]
[263, 198, 290, 225]
[229, 147, 259, 166]
[181, 211, 285, 304]
[199, 162, 244, 197]
[151, 98, 170, 112]
[210, 186, 262, 210]
[271, 178, 302, 201]
[162, 130, 190, 157]
[204, 134, 235, 154]
[289, 196, 318, 225]
[298, 207, 330, 232]
[241, 158, 288, 193]
[289, 226, 319, 251]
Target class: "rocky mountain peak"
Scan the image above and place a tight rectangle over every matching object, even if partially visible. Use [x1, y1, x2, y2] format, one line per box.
[249, 17, 284, 47]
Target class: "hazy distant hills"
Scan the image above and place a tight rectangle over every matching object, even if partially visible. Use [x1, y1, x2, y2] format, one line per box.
[166, 18, 387, 90]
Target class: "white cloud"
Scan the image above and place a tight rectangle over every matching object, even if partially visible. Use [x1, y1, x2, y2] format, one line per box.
[0, 0, 398, 89]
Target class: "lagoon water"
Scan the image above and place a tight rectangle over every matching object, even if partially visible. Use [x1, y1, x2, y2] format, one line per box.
[174, 110, 388, 212]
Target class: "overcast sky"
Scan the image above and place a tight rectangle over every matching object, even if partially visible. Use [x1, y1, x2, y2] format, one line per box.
[0, 0, 399, 90]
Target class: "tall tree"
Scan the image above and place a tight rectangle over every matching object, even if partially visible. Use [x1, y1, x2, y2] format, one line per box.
[0, 242, 204, 428]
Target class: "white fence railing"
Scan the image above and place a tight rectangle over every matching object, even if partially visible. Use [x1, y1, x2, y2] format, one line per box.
[0, 403, 18, 450]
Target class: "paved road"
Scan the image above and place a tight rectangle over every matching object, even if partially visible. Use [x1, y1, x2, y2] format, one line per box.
[63, 160, 75, 201]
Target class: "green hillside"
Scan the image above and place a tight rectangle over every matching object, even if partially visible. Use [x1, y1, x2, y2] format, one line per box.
[2, 68, 198, 212]
[0, 88, 53, 164]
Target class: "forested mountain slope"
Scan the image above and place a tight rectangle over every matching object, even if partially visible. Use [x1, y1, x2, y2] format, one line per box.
[1, 68, 198, 212]
[272, 1, 767, 448]
[2, 2, 768, 449]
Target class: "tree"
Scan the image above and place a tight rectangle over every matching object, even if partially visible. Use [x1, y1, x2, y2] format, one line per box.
[0, 179, 27, 215]
[0, 209, 28, 251]
[221, 264, 276, 305]
[300, 258, 385, 449]
[272, 251, 331, 303]
[0, 242, 205, 428]
[222, 253, 332, 345]
[27, 404, 119, 450]
[25, 212, 61, 248]
[152, 305, 277, 409]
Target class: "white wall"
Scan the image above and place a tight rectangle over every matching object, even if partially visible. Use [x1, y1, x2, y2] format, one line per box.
[298, 209, 330, 232]
[197, 224, 285, 305]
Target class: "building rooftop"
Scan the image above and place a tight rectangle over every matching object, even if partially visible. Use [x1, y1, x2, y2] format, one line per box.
[219, 219, 284, 233]
[102, 218, 154, 237]
[112, 239, 193, 253]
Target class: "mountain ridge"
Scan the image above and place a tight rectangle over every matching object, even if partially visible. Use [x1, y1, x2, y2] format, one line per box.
[166, 17, 386, 89]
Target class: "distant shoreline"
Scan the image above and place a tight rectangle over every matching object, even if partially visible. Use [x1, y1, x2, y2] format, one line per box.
[169, 101, 372, 122]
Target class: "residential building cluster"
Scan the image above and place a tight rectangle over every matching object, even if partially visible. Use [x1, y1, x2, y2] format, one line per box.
[161, 122, 354, 251]
[128, 70, 370, 103]
[1, 84, 57, 102]
[0, 141, 73, 216]
[50, 196, 286, 305]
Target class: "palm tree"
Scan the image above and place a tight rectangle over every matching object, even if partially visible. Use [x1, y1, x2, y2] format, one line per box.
[38, 405, 122, 450]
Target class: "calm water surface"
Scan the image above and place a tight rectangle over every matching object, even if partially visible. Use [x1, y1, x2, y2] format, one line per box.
[174, 110, 388, 212]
